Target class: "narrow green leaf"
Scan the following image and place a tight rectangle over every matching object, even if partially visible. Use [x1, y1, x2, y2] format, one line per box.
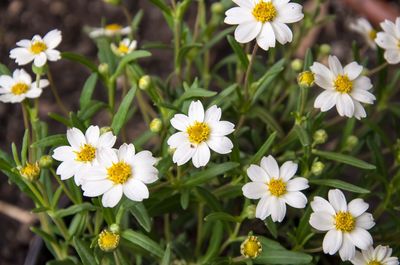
[255, 249, 313, 264]
[251, 107, 284, 136]
[121, 229, 164, 259]
[183, 162, 239, 187]
[111, 85, 137, 135]
[227, 35, 249, 69]
[265, 217, 278, 239]
[48, 112, 72, 127]
[31, 226, 57, 244]
[0, 63, 11, 75]
[294, 125, 310, 147]
[73, 237, 97, 265]
[46, 257, 78, 265]
[249, 131, 277, 164]
[21, 129, 29, 165]
[31, 134, 67, 148]
[61, 52, 97, 72]
[195, 187, 222, 212]
[204, 212, 240, 223]
[160, 244, 171, 265]
[128, 202, 152, 232]
[180, 189, 190, 210]
[178, 89, 217, 104]
[313, 150, 376, 170]
[78, 101, 107, 121]
[11, 143, 21, 166]
[111, 50, 152, 81]
[55, 203, 97, 218]
[200, 221, 223, 264]
[149, 0, 172, 15]
[80, 73, 98, 109]
[303, 49, 313, 71]
[309, 179, 370, 194]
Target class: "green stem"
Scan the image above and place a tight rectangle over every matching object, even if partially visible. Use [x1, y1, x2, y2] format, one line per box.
[50, 168, 79, 205]
[195, 204, 204, 256]
[21, 102, 32, 161]
[366, 62, 388, 76]
[164, 214, 171, 243]
[243, 44, 259, 101]
[47, 69, 69, 115]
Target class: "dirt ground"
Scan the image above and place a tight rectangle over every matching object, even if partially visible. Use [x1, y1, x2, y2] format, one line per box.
[0, 0, 399, 264]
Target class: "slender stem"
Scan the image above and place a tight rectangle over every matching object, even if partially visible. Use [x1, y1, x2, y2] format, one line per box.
[367, 62, 388, 76]
[47, 69, 69, 115]
[164, 214, 171, 243]
[21, 102, 32, 161]
[50, 168, 79, 205]
[136, 90, 151, 125]
[243, 44, 259, 100]
[195, 204, 204, 256]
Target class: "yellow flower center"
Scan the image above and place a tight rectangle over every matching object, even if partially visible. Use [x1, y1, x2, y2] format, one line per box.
[118, 43, 129, 54]
[30, 41, 47, 54]
[334, 74, 353, 93]
[107, 162, 132, 184]
[11, 82, 29, 95]
[240, 236, 262, 259]
[298, 71, 315, 87]
[368, 261, 382, 265]
[75, 144, 96, 162]
[268, 178, 286, 197]
[105, 23, 122, 32]
[20, 162, 40, 181]
[98, 230, 120, 252]
[368, 30, 377, 40]
[187, 121, 210, 145]
[334, 211, 356, 232]
[252, 1, 277, 23]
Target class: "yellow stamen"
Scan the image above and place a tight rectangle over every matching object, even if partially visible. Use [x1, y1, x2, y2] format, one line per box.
[252, 1, 277, 23]
[187, 121, 210, 145]
[334, 211, 355, 232]
[268, 178, 286, 197]
[368, 30, 377, 40]
[105, 23, 122, 32]
[334, 74, 353, 93]
[75, 144, 96, 162]
[107, 162, 132, 184]
[98, 230, 120, 252]
[368, 261, 382, 265]
[240, 236, 262, 259]
[298, 71, 315, 87]
[20, 162, 40, 181]
[118, 43, 129, 54]
[11, 82, 29, 95]
[30, 41, 47, 54]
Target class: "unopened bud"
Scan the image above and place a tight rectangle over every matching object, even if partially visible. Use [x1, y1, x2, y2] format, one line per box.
[19, 162, 40, 181]
[344, 135, 358, 150]
[298, 71, 315, 87]
[150, 118, 162, 133]
[98, 63, 109, 75]
[319, 44, 331, 56]
[32, 64, 47, 76]
[311, 161, 325, 176]
[313, 129, 328, 145]
[245, 204, 256, 219]
[39, 155, 53, 168]
[211, 2, 224, 15]
[138, 75, 151, 90]
[291, 59, 303, 72]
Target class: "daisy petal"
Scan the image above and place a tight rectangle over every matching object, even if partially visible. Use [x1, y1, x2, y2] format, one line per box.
[242, 182, 267, 199]
[102, 185, 123, 207]
[260, 155, 280, 178]
[323, 229, 343, 255]
[247, 164, 269, 182]
[191, 142, 210, 168]
[123, 179, 149, 201]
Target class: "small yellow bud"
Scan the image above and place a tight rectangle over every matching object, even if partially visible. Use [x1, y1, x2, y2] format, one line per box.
[211, 2, 224, 15]
[298, 71, 315, 87]
[319, 44, 331, 56]
[291, 59, 303, 72]
[19, 162, 40, 181]
[313, 129, 328, 145]
[150, 118, 162, 133]
[240, 235, 262, 259]
[39, 155, 53, 168]
[138, 75, 151, 90]
[311, 161, 325, 176]
[98, 63, 109, 75]
[98, 229, 120, 252]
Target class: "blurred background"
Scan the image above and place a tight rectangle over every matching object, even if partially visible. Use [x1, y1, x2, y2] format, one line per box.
[0, 0, 399, 264]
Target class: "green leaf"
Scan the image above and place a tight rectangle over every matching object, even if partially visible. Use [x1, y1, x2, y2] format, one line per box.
[313, 150, 376, 170]
[161, 244, 171, 265]
[177, 43, 203, 66]
[78, 101, 107, 121]
[257, 236, 285, 250]
[255, 249, 313, 264]
[303, 49, 313, 71]
[46, 257, 78, 265]
[195, 187, 222, 212]
[48, 112, 72, 127]
[73, 237, 97, 265]
[252, 59, 285, 103]
[248, 131, 277, 164]
[178, 89, 217, 104]
[55, 203, 97, 218]
[149, 0, 172, 15]
[121, 229, 164, 259]
[21, 129, 29, 165]
[264, 217, 278, 239]
[199, 221, 223, 264]
[111, 50, 152, 81]
[183, 162, 239, 187]
[204, 212, 240, 223]
[227, 35, 249, 69]
[309, 178, 370, 194]
[0, 63, 11, 75]
[128, 202, 152, 232]
[294, 125, 310, 147]
[80, 73, 98, 109]
[111, 85, 137, 135]
[180, 189, 190, 210]
[31, 226, 57, 244]
[11, 143, 21, 166]
[250, 107, 284, 136]
[31, 134, 67, 148]
[61, 52, 97, 72]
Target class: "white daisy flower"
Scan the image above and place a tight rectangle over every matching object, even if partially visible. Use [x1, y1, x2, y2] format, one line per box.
[81, 143, 158, 208]
[167, 100, 235, 168]
[89, 24, 131, 38]
[52, 126, 117, 185]
[309, 189, 375, 261]
[111, 38, 137, 57]
[10, 29, 62, 67]
[351, 245, 399, 265]
[242, 155, 309, 222]
[0, 69, 48, 103]
[375, 17, 400, 64]
[349, 18, 377, 49]
[310, 55, 376, 119]
[224, 0, 304, 50]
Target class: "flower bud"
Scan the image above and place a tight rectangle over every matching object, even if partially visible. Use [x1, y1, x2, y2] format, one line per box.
[39, 155, 53, 168]
[98, 63, 109, 75]
[98, 229, 120, 252]
[211, 2, 224, 15]
[109, 224, 120, 233]
[103, 0, 121, 5]
[291, 59, 303, 72]
[150, 118, 162, 133]
[138, 75, 151, 90]
[19, 162, 40, 181]
[244, 204, 256, 219]
[311, 161, 325, 176]
[240, 235, 262, 259]
[297, 71, 315, 87]
[313, 129, 328, 145]
[319, 44, 331, 56]
[344, 135, 358, 150]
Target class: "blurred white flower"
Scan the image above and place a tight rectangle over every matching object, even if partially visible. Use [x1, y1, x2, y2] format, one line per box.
[351, 245, 399, 265]
[349, 18, 377, 49]
[311, 55, 376, 119]
[0, 69, 48, 103]
[167, 100, 234, 168]
[111, 38, 137, 57]
[309, 189, 375, 261]
[52, 126, 116, 185]
[224, 0, 304, 50]
[375, 17, 400, 64]
[10, 29, 62, 67]
[242, 155, 308, 222]
[81, 143, 158, 208]
[89, 24, 131, 38]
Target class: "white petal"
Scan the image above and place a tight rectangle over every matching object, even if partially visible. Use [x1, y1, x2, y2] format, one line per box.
[271, 21, 293, 44]
[188, 100, 205, 122]
[309, 212, 335, 231]
[286, 177, 309, 191]
[279, 161, 297, 181]
[328, 55, 344, 76]
[348, 228, 373, 250]
[356, 213, 375, 230]
[353, 76, 373, 90]
[344, 62, 363, 80]
[234, 21, 262, 43]
[168, 132, 188, 149]
[210, 121, 235, 136]
[85, 125, 100, 146]
[123, 179, 149, 201]
[43, 29, 62, 49]
[170, 114, 190, 131]
[82, 179, 113, 197]
[384, 49, 400, 64]
[52, 146, 75, 161]
[336, 93, 355, 118]
[98, 132, 117, 148]
[67, 128, 86, 149]
[10, 48, 36, 65]
[224, 7, 254, 25]
[350, 251, 367, 265]
[247, 164, 269, 182]
[17, 69, 32, 84]
[375, 32, 398, 49]
[350, 89, 375, 104]
[33, 52, 47, 67]
[118, 143, 135, 162]
[56, 160, 77, 180]
[16, 39, 31, 48]
[134, 166, 158, 184]
[0, 75, 14, 89]
[256, 23, 276, 50]
[323, 230, 343, 255]
[37, 79, 49, 89]
[206, 136, 233, 154]
[276, 3, 304, 23]
[102, 185, 123, 208]
[380, 20, 399, 39]
[232, 0, 255, 9]
[283, 191, 307, 208]
[46, 49, 61, 61]
[132, 150, 157, 167]
[339, 235, 356, 261]
[328, 189, 348, 212]
[348, 198, 369, 217]
[242, 182, 267, 199]
[25, 88, 41, 98]
[260, 155, 280, 178]
[191, 142, 210, 168]
[353, 100, 367, 120]
[310, 62, 334, 85]
[204, 105, 222, 124]
[97, 148, 118, 167]
[255, 196, 271, 220]
[270, 197, 286, 222]
[173, 144, 196, 166]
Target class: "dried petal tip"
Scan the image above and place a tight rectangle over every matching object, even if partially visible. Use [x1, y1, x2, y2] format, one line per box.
[240, 236, 262, 259]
